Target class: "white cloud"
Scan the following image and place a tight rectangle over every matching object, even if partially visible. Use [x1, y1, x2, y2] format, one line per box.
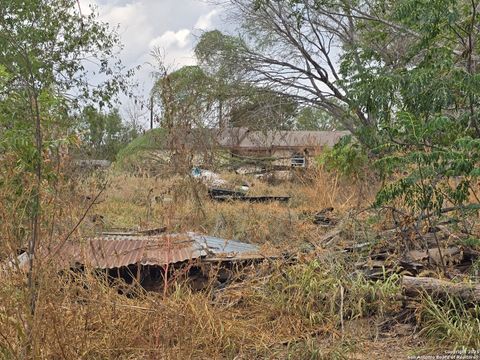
[79, 0, 223, 71]
[149, 29, 191, 50]
[103, 2, 142, 24]
[77, 0, 224, 127]
[194, 9, 219, 30]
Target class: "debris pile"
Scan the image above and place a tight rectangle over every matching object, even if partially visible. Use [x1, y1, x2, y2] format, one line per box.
[13, 232, 279, 293]
[312, 207, 337, 226]
[191, 167, 228, 187]
[191, 167, 291, 202]
[356, 226, 479, 281]
[208, 188, 290, 203]
[314, 210, 480, 304]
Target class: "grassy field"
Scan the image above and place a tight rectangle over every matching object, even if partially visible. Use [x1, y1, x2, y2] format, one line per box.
[0, 166, 478, 359]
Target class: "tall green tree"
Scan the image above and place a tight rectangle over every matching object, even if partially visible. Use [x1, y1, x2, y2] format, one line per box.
[295, 107, 343, 131]
[223, 0, 379, 135]
[0, 0, 128, 333]
[348, 0, 480, 205]
[218, 0, 480, 246]
[77, 106, 140, 161]
[195, 30, 248, 127]
[195, 30, 302, 130]
[228, 89, 298, 130]
[152, 65, 214, 128]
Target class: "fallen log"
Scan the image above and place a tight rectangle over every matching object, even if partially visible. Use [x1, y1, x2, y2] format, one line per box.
[402, 276, 480, 302]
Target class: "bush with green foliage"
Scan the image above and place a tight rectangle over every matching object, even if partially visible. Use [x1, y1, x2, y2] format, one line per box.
[317, 135, 368, 179]
[374, 113, 480, 218]
[115, 128, 167, 169]
[76, 106, 140, 161]
[331, 0, 480, 223]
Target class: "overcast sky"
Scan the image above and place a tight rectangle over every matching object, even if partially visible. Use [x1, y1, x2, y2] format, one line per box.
[79, 0, 226, 128]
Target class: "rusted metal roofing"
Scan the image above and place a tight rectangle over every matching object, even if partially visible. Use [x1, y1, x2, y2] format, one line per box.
[47, 233, 265, 270]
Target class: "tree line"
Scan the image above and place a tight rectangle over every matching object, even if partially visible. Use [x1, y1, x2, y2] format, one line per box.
[171, 0, 480, 223]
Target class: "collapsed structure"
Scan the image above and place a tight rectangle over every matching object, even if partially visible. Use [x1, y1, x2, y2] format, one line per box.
[15, 233, 274, 292]
[49, 232, 267, 269]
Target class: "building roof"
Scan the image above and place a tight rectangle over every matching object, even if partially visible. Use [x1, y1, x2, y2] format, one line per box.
[131, 127, 348, 154]
[37, 233, 268, 270]
[217, 128, 349, 150]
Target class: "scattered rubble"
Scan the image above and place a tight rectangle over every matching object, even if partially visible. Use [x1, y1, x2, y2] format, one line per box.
[255, 170, 293, 182]
[312, 207, 337, 226]
[311, 208, 480, 306]
[73, 159, 111, 169]
[234, 166, 264, 175]
[191, 167, 228, 187]
[101, 226, 167, 236]
[355, 227, 479, 281]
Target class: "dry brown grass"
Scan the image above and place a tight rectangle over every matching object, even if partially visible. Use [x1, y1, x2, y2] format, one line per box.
[0, 164, 447, 359]
[87, 167, 375, 249]
[0, 259, 409, 359]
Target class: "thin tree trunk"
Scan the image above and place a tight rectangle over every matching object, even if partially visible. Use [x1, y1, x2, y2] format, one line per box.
[24, 90, 42, 358]
[218, 99, 224, 129]
[28, 92, 42, 315]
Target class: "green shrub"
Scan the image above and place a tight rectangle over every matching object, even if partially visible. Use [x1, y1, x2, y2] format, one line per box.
[115, 128, 167, 169]
[419, 294, 480, 348]
[317, 135, 368, 179]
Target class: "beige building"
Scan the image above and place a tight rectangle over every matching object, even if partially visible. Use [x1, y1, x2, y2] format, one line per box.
[216, 128, 350, 167]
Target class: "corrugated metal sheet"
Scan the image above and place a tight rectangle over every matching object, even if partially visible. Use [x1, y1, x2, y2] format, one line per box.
[189, 233, 261, 259]
[48, 233, 263, 269]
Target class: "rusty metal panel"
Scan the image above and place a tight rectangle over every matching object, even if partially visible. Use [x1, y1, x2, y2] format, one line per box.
[53, 234, 202, 269]
[47, 233, 263, 270]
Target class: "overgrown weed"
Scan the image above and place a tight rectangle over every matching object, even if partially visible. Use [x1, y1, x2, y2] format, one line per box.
[0, 163, 474, 358]
[418, 294, 480, 348]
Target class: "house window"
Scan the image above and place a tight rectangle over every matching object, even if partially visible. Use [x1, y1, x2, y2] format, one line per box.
[291, 153, 306, 167]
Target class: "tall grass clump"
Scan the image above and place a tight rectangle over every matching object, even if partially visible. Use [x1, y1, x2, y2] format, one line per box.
[418, 294, 480, 348]
[347, 271, 402, 319]
[247, 258, 402, 338]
